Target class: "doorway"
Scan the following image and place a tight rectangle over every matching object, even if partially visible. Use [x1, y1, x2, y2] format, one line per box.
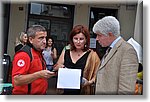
[89, 7, 118, 59]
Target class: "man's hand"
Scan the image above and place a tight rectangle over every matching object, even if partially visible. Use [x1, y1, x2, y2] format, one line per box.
[37, 70, 56, 79]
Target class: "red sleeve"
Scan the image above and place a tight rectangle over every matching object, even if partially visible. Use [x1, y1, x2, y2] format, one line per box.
[12, 52, 31, 77]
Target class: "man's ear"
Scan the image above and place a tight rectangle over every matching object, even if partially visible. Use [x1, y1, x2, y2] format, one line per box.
[108, 32, 116, 41]
[28, 37, 33, 44]
[108, 32, 113, 36]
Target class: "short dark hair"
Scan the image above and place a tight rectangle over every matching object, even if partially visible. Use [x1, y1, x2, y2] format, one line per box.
[69, 25, 90, 51]
[27, 25, 46, 38]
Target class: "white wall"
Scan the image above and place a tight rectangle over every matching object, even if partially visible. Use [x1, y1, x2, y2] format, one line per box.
[134, 1, 143, 46]
[7, 3, 27, 57]
[73, 4, 89, 27]
[118, 4, 137, 40]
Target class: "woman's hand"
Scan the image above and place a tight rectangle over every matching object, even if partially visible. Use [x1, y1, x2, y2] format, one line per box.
[81, 77, 94, 87]
[53, 63, 65, 71]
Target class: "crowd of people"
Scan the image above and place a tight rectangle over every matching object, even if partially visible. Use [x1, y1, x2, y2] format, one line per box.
[11, 16, 141, 95]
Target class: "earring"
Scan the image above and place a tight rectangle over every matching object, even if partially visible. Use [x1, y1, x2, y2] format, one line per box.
[85, 44, 87, 48]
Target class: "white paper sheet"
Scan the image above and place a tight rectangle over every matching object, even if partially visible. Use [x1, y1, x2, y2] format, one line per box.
[57, 68, 81, 89]
[127, 37, 143, 64]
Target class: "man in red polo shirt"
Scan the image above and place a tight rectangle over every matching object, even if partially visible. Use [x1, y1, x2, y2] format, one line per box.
[12, 25, 56, 95]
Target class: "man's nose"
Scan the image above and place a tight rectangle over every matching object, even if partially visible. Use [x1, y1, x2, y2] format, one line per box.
[43, 38, 46, 43]
[96, 36, 99, 40]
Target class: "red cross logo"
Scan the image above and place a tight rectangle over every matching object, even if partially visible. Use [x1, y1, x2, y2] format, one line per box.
[17, 59, 25, 67]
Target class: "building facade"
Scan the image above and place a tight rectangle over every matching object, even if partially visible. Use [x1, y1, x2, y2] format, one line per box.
[3, 1, 141, 59]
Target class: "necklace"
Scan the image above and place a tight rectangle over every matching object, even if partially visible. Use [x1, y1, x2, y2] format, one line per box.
[75, 51, 82, 56]
[77, 53, 81, 56]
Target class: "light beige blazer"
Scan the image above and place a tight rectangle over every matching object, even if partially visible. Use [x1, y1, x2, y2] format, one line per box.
[95, 38, 139, 95]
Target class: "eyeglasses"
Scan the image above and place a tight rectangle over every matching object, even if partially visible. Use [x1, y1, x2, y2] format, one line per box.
[73, 38, 85, 43]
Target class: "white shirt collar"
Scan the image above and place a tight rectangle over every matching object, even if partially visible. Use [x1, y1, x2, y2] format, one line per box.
[110, 36, 121, 48]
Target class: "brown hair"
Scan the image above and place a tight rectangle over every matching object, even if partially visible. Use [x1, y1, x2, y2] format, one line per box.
[69, 25, 90, 51]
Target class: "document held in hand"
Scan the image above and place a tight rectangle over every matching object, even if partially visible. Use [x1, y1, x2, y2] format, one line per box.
[57, 68, 81, 89]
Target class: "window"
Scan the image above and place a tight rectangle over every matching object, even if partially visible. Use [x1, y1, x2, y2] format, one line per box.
[28, 18, 50, 29]
[30, 3, 73, 18]
[28, 2, 74, 55]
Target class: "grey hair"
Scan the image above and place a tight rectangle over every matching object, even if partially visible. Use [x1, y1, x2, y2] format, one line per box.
[93, 16, 120, 37]
[27, 25, 46, 37]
